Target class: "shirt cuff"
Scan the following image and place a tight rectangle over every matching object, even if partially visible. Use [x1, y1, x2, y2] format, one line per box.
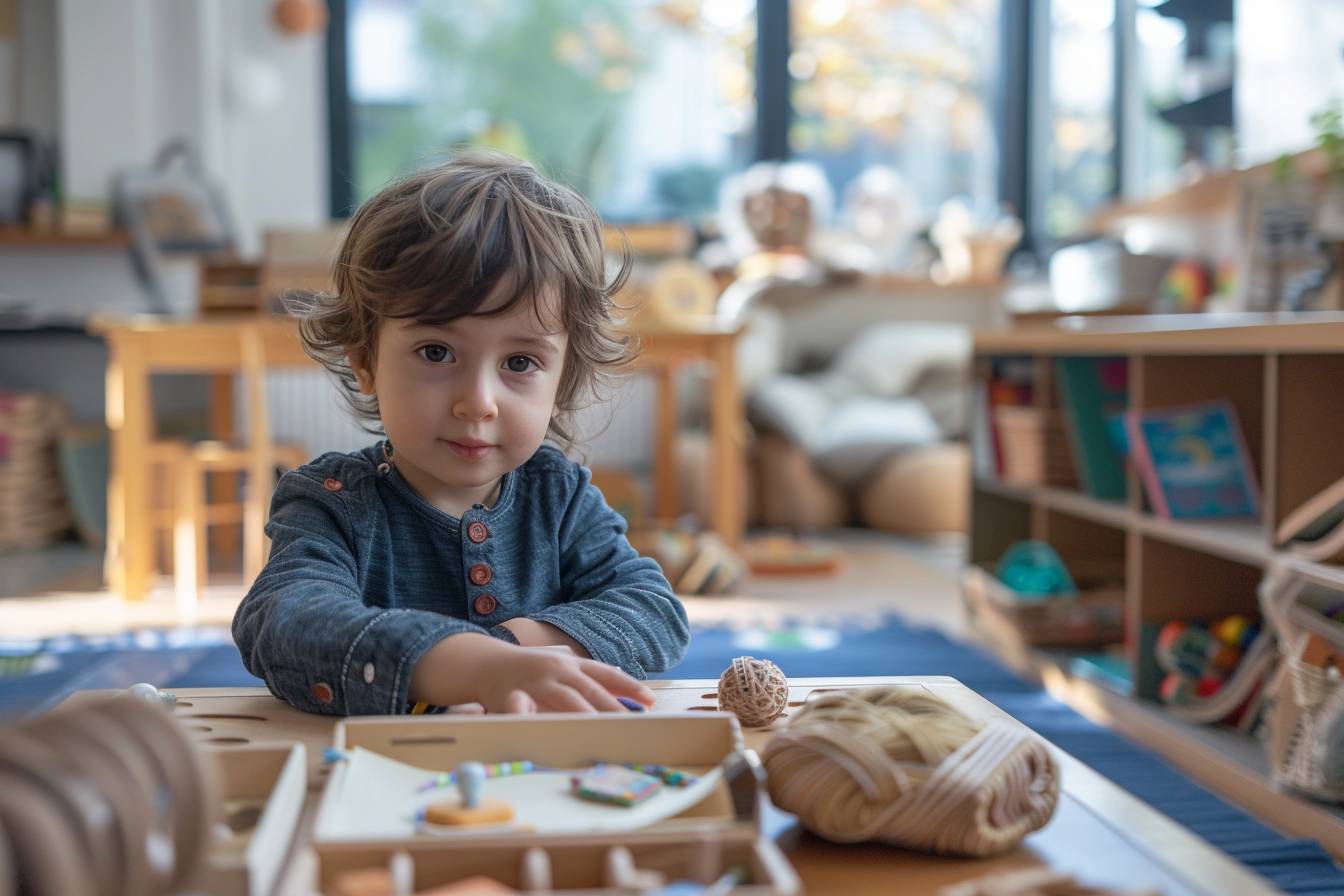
[340, 610, 482, 714]
[490, 623, 521, 645]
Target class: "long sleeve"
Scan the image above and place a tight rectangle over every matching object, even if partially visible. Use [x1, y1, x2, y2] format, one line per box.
[232, 471, 490, 715]
[530, 474, 690, 678]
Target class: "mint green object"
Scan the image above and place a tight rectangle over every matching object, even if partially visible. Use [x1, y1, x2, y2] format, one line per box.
[995, 541, 1076, 599]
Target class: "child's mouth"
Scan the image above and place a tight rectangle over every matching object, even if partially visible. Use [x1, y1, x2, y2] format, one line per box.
[445, 440, 495, 460]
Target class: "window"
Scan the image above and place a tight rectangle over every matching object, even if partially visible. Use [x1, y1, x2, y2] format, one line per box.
[1037, 0, 1116, 241]
[333, 3, 1207, 252]
[788, 0, 1001, 227]
[1127, 0, 1235, 198]
[342, 0, 756, 222]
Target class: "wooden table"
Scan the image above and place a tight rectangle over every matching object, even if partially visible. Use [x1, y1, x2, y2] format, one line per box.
[91, 317, 312, 602]
[142, 677, 1282, 895]
[632, 318, 746, 546]
[92, 315, 746, 601]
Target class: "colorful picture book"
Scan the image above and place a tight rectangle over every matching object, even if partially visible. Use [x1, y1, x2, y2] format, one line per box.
[1125, 400, 1260, 520]
[1275, 472, 1344, 563]
[1054, 357, 1128, 501]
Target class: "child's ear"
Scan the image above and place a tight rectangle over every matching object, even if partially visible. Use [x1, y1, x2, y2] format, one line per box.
[348, 349, 376, 395]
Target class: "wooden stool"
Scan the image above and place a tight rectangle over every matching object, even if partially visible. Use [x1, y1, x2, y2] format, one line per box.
[149, 324, 305, 610]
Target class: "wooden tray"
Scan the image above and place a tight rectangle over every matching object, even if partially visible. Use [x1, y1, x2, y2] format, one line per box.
[313, 713, 800, 895]
[59, 681, 1286, 895]
[193, 744, 307, 896]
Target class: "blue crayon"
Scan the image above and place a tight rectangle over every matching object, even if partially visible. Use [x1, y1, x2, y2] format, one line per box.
[617, 696, 646, 712]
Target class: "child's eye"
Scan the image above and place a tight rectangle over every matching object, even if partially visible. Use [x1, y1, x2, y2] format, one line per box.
[418, 344, 453, 364]
[504, 355, 537, 374]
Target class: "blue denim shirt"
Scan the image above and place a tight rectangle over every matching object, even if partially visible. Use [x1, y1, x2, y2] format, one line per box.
[232, 442, 689, 715]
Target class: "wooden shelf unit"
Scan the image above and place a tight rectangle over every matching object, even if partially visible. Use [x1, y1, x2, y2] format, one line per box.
[969, 314, 1344, 857]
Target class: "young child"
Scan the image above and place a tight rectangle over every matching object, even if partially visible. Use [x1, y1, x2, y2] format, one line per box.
[233, 150, 689, 716]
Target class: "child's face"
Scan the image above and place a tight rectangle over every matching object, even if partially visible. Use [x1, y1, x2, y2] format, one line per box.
[353, 288, 567, 515]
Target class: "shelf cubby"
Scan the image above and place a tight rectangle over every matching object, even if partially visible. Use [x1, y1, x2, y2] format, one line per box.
[1131, 354, 1267, 521]
[967, 314, 1344, 858]
[1133, 537, 1263, 700]
[1274, 354, 1344, 533]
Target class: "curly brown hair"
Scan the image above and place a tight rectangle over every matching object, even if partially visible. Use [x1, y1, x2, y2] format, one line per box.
[293, 149, 633, 447]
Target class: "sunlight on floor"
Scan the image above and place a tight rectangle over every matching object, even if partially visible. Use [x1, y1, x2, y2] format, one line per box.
[0, 531, 968, 641]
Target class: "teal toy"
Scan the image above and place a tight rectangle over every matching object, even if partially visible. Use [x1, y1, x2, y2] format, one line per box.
[995, 541, 1076, 600]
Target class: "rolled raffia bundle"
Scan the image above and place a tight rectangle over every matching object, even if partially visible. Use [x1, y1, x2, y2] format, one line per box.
[762, 687, 1059, 857]
[0, 692, 217, 896]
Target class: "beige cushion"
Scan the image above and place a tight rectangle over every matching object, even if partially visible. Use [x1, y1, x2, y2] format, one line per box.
[830, 322, 970, 398]
[811, 398, 940, 486]
[859, 442, 970, 535]
[753, 433, 850, 530]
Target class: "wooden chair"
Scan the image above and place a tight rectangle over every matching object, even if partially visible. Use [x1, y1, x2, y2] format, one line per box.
[152, 323, 305, 610]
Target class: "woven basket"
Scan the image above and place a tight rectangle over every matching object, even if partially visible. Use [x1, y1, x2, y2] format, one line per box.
[0, 392, 72, 550]
[1261, 570, 1344, 803]
[961, 564, 1125, 648]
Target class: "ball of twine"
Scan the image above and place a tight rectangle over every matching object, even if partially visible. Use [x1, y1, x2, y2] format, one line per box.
[717, 656, 789, 728]
[762, 687, 1059, 857]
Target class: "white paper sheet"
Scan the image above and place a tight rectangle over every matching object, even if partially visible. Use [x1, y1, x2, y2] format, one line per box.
[316, 748, 724, 841]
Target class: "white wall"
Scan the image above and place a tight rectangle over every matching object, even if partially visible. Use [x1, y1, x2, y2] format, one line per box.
[1237, 0, 1344, 164]
[14, 0, 57, 137]
[211, 0, 330, 258]
[51, 0, 329, 260]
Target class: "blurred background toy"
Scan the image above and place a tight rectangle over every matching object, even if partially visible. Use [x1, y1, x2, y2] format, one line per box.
[994, 541, 1076, 600]
[928, 199, 1022, 285]
[1155, 614, 1260, 708]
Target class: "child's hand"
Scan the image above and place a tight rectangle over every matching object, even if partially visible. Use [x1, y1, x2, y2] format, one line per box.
[409, 633, 655, 713]
[474, 644, 655, 714]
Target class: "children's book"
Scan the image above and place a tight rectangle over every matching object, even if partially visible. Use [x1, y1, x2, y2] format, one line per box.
[975, 358, 1035, 479]
[1054, 357, 1128, 501]
[1125, 400, 1260, 520]
[1276, 473, 1344, 563]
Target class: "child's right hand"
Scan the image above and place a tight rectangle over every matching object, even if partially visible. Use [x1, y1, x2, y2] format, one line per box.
[410, 633, 655, 713]
[475, 644, 655, 713]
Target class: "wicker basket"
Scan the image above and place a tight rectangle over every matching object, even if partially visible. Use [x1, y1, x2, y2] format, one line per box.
[1261, 571, 1344, 803]
[961, 564, 1125, 648]
[0, 393, 73, 550]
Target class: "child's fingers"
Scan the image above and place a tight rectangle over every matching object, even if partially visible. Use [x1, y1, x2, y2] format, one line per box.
[565, 674, 628, 713]
[448, 702, 486, 714]
[503, 690, 535, 715]
[581, 661, 656, 706]
[535, 682, 598, 713]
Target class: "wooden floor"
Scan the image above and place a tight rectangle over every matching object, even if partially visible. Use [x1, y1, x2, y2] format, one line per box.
[0, 529, 970, 639]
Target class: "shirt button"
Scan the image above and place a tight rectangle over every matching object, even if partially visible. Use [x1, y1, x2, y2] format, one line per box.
[469, 563, 493, 586]
[311, 682, 334, 704]
[323, 478, 343, 491]
[363, 662, 375, 684]
[473, 594, 498, 616]
[467, 522, 489, 543]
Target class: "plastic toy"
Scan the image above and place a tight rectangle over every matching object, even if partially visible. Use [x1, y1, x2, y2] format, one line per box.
[995, 541, 1077, 599]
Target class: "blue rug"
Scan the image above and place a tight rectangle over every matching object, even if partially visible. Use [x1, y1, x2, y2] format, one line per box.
[2, 618, 1341, 892]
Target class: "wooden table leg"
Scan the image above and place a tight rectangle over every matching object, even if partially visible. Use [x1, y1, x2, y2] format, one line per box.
[210, 373, 240, 562]
[709, 338, 744, 547]
[105, 340, 154, 600]
[654, 363, 679, 526]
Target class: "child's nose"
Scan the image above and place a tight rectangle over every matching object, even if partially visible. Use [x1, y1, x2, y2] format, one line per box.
[452, 373, 498, 422]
